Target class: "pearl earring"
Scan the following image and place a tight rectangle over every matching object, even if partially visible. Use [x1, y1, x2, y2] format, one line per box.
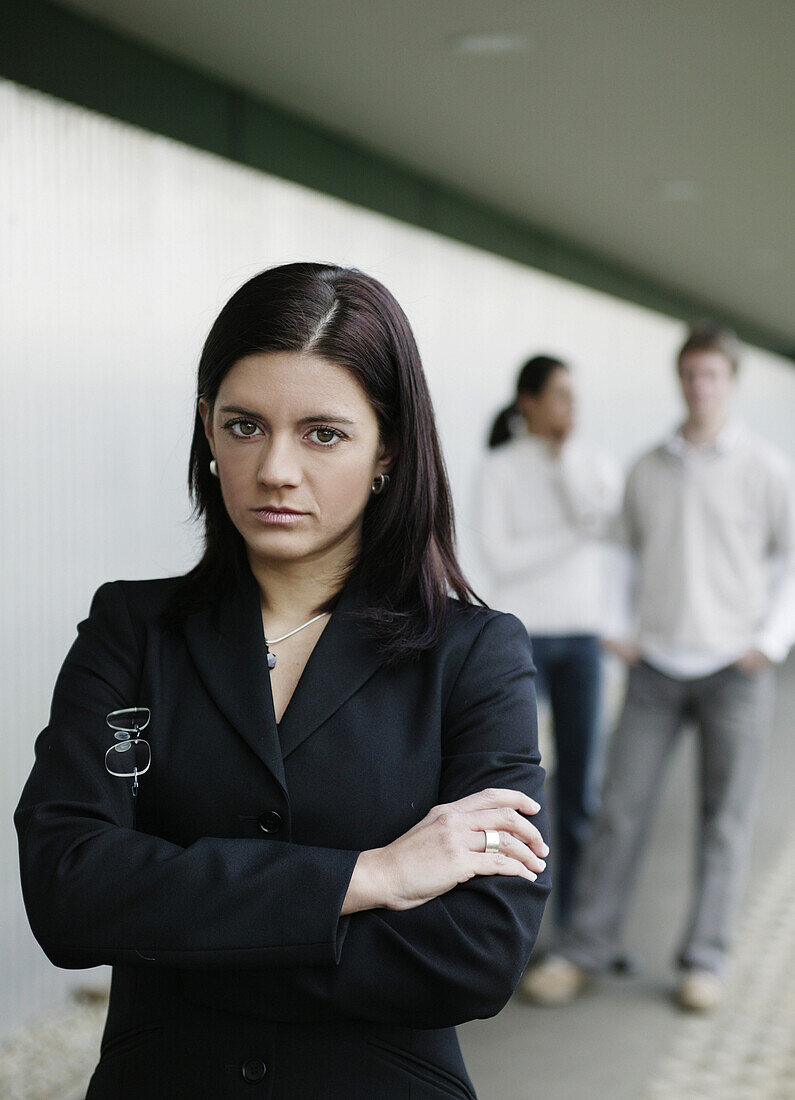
[209, 459, 218, 477]
[371, 473, 390, 495]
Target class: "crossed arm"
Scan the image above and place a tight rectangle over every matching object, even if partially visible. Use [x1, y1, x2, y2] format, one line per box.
[16, 586, 550, 1026]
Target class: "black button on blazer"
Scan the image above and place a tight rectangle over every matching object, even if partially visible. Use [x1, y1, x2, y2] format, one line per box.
[16, 565, 550, 1099]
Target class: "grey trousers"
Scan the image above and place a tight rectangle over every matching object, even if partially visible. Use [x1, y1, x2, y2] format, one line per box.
[558, 659, 775, 975]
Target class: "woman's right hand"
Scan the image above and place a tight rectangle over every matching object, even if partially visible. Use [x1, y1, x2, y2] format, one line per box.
[341, 788, 548, 915]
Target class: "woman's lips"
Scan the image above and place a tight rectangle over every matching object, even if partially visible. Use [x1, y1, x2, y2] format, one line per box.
[252, 508, 306, 526]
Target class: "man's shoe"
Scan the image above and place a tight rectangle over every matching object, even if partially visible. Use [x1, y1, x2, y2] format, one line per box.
[677, 968, 723, 1012]
[518, 955, 591, 1006]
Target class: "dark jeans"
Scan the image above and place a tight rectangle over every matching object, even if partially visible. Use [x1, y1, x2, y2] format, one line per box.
[530, 633, 603, 927]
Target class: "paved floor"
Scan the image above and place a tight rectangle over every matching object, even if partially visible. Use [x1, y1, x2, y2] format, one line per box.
[458, 655, 795, 1100]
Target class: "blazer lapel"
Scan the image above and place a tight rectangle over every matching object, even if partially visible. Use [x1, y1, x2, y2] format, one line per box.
[182, 567, 287, 795]
[276, 576, 386, 760]
[181, 565, 387, 788]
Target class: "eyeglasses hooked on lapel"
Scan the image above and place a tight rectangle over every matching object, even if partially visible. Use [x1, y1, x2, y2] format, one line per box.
[105, 707, 152, 797]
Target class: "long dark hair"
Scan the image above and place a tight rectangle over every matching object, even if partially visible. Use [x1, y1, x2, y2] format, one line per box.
[165, 262, 482, 664]
[488, 355, 567, 448]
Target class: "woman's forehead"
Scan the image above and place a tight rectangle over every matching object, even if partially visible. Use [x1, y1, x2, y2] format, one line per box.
[218, 351, 372, 418]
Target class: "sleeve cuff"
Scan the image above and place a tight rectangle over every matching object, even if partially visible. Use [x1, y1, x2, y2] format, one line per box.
[330, 850, 361, 964]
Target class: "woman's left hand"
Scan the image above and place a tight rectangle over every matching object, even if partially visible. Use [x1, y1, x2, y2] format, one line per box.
[341, 787, 548, 915]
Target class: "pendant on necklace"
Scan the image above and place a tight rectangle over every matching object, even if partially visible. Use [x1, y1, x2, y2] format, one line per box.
[267, 650, 277, 669]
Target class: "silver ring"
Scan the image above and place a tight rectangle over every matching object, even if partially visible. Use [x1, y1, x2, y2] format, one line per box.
[483, 829, 500, 854]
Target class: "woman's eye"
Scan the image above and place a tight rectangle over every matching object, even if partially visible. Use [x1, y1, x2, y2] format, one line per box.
[309, 427, 341, 446]
[228, 420, 260, 437]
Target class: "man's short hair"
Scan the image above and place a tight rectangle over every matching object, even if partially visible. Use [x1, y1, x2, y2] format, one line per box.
[677, 322, 741, 374]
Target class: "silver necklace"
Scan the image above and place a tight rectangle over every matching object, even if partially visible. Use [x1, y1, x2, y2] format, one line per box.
[264, 612, 330, 669]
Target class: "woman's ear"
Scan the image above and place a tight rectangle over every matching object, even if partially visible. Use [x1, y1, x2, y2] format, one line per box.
[198, 397, 215, 456]
[377, 433, 400, 476]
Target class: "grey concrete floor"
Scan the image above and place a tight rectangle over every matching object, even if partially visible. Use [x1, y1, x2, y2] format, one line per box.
[458, 656, 795, 1100]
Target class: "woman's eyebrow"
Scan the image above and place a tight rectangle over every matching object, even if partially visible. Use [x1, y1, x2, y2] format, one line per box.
[219, 404, 356, 425]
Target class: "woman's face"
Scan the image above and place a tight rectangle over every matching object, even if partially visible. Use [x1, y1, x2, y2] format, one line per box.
[199, 351, 395, 571]
[518, 366, 575, 439]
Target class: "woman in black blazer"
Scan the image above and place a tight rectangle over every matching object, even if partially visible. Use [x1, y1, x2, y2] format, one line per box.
[16, 262, 551, 1099]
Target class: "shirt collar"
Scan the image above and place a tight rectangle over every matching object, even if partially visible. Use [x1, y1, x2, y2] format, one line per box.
[665, 417, 743, 458]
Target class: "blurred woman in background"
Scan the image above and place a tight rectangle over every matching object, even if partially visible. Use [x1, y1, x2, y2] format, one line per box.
[477, 355, 622, 942]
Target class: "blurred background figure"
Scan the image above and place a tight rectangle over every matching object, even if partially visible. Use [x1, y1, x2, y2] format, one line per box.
[525, 324, 795, 1012]
[476, 356, 623, 930]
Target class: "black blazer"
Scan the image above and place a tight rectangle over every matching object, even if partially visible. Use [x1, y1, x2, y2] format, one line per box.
[16, 566, 550, 1100]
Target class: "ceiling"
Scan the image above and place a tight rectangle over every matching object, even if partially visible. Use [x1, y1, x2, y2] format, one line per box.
[55, 0, 795, 352]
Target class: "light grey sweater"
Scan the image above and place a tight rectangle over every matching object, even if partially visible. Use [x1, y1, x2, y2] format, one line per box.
[617, 420, 795, 676]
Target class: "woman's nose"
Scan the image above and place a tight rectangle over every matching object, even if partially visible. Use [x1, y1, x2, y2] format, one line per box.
[255, 437, 302, 487]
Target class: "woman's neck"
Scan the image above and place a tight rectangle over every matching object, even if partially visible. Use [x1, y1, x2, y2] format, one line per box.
[247, 550, 351, 624]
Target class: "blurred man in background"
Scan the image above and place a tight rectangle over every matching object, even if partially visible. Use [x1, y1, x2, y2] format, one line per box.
[524, 324, 795, 1011]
